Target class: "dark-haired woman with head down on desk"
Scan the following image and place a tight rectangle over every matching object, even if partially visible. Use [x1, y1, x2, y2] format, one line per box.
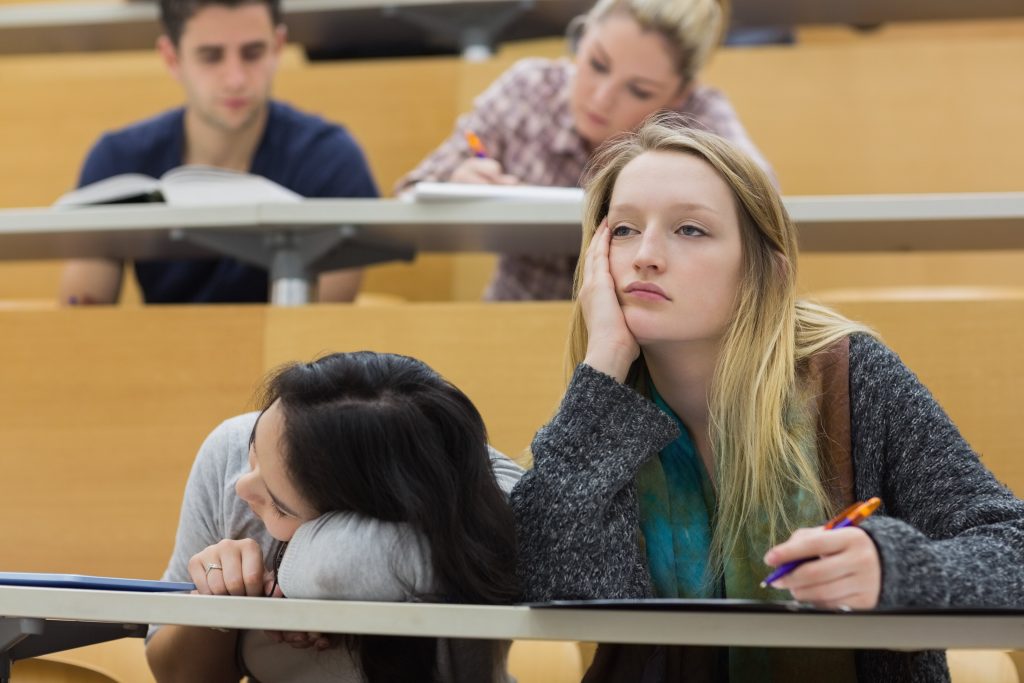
[397, 0, 773, 302]
[510, 116, 1024, 682]
[146, 351, 522, 683]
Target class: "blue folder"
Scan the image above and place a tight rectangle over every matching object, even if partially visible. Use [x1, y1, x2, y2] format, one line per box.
[0, 572, 194, 592]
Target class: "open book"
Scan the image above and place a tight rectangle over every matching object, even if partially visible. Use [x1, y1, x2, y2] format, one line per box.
[55, 165, 301, 207]
[401, 181, 584, 204]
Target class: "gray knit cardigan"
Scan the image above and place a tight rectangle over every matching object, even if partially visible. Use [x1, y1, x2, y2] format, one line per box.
[511, 334, 1024, 682]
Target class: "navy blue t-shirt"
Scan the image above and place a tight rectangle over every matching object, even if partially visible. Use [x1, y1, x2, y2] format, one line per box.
[78, 101, 379, 303]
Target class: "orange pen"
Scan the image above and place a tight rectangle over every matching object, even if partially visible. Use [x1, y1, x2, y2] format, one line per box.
[761, 497, 882, 588]
[464, 130, 489, 159]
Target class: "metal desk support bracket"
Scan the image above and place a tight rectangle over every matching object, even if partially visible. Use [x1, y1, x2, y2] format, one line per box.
[0, 618, 44, 682]
[172, 225, 415, 306]
[385, 0, 534, 60]
[0, 617, 146, 682]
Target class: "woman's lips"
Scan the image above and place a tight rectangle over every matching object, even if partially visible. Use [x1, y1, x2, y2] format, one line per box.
[624, 282, 670, 301]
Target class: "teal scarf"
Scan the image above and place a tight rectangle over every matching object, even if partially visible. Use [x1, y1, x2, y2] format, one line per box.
[636, 384, 858, 682]
[636, 388, 718, 598]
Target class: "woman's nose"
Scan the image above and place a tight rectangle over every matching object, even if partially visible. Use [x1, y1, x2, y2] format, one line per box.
[591, 80, 616, 111]
[235, 472, 255, 503]
[633, 230, 666, 271]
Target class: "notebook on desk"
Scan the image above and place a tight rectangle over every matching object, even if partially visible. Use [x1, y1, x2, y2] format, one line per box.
[531, 598, 1024, 616]
[0, 571, 194, 592]
[531, 598, 822, 613]
[401, 181, 584, 204]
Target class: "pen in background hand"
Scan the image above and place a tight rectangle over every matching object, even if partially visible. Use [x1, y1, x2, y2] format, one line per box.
[760, 496, 882, 589]
[465, 130, 489, 159]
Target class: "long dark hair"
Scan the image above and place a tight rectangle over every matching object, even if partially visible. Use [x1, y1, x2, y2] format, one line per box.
[258, 351, 518, 681]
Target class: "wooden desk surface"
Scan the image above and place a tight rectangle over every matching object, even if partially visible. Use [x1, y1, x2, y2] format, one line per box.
[3, 586, 1024, 650]
[1, 193, 1023, 262]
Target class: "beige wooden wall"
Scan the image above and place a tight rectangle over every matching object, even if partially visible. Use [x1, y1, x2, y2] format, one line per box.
[2, 21, 1024, 302]
[0, 303, 568, 577]
[1, 296, 1023, 577]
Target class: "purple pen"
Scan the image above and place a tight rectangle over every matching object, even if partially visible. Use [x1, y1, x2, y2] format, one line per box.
[760, 497, 881, 588]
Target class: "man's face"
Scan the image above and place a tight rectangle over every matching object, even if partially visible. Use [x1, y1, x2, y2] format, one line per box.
[159, 3, 285, 134]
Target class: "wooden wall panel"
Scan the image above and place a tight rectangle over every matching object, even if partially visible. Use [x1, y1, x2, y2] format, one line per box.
[821, 294, 1024, 496]
[0, 307, 265, 576]
[262, 302, 570, 460]
[0, 295, 1021, 576]
[704, 31, 1024, 194]
[3, 24, 1024, 300]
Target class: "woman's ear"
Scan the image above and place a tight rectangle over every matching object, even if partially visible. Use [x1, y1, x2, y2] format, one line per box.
[566, 15, 586, 55]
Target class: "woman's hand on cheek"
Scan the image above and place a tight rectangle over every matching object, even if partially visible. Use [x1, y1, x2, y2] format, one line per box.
[189, 538, 266, 597]
[581, 220, 639, 382]
[763, 527, 881, 610]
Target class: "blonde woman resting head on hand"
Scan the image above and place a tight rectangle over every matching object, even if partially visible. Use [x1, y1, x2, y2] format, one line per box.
[511, 115, 1024, 682]
[398, 0, 774, 301]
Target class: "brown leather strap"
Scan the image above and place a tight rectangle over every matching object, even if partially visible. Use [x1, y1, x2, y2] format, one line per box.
[802, 336, 855, 510]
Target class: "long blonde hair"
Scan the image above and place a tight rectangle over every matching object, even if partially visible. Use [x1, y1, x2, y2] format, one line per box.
[579, 0, 728, 82]
[567, 115, 872, 572]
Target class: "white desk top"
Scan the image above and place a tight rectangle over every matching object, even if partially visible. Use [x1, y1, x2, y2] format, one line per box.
[1, 193, 1023, 262]
[0, 199, 583, 261]
[2, 586, 1024, 650]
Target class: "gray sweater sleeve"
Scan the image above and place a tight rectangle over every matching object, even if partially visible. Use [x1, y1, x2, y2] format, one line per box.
[511, 364, 679, 602]
[160, 415, 255, 584]
[279, 448, 524, 601]
[147, 415, 257, 642]
[849, 334, 1024, 608]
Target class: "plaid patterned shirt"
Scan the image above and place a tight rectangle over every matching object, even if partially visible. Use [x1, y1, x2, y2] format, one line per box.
[397, 58, 774, 301]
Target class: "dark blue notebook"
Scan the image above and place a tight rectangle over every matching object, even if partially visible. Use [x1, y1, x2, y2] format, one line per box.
[0, 572, 194, 592]
[530, 598, 1024, 616]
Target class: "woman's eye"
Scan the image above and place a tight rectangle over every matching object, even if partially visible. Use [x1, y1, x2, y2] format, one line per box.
[628, 85, 654, 100]
[589, 58, 609, 74]
[611, 225, 636, 237]
[677, 224, 706, 237]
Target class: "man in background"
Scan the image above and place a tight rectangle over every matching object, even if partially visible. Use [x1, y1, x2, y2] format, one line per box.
[59, 0, 376, 304]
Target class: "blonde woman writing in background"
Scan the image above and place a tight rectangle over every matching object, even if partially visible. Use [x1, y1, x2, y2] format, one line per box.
[511, 117, 1024, 682]
[398, 0, 772, 301]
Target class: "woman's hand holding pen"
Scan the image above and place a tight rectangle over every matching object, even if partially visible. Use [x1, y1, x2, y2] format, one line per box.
[451, 130, 519, 184]
[581, 220, 639, 383]
[763, 526, 881, 609]
[450, 157, 520, 185]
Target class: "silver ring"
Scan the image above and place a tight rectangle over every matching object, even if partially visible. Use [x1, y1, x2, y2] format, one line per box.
[205, 562, 223, 578]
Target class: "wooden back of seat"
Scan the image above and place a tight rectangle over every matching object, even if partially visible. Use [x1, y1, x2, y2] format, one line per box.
[0, 297, 1021, 577]
[3, 23, 1024, 302]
